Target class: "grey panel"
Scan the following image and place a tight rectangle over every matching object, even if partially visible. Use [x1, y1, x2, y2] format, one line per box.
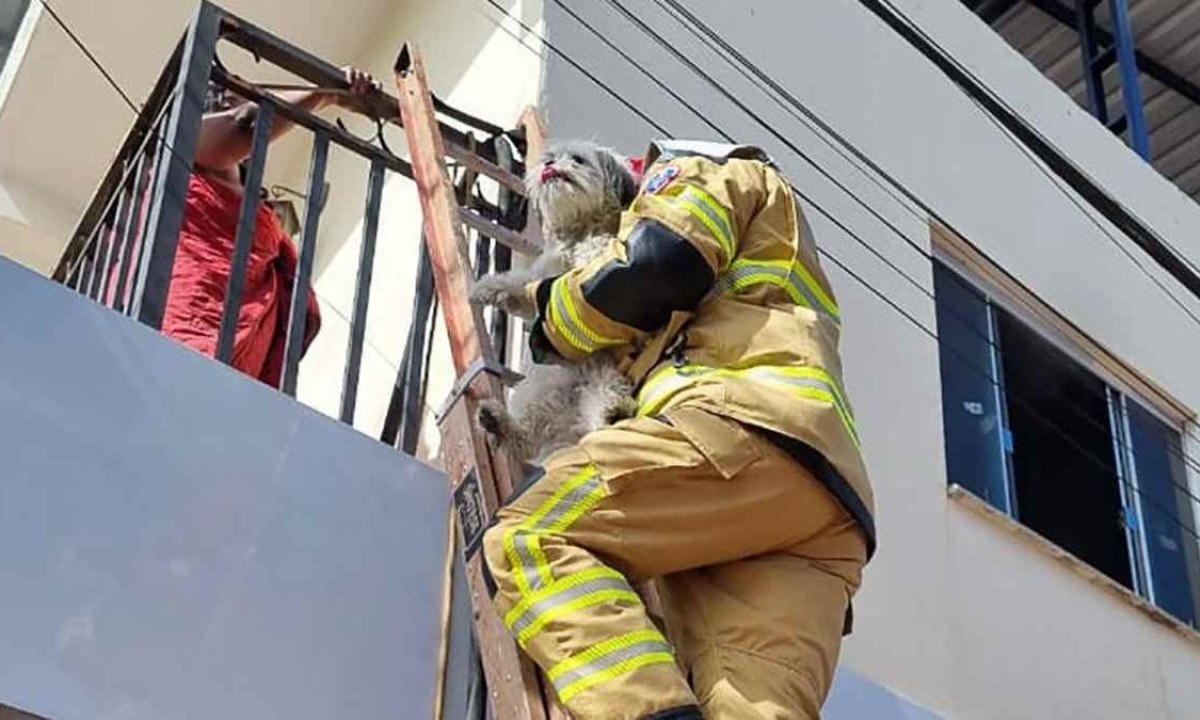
[0, 257, 452, 720]
[825, 666, 945, 720]
[983, 0, 1200, 204]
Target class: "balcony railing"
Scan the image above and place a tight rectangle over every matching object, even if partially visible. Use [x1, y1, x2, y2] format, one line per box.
[51, 1, 534, 454]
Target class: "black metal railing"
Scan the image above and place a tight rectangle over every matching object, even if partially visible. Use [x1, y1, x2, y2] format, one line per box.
[53, 1, 533, 453]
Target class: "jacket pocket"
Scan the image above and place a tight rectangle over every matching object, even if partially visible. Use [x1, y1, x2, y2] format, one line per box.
[659, 406, 761, 479]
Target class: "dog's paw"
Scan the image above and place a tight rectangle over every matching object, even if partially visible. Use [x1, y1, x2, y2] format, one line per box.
[469, 277, 507, 307]
[604, 396, 639, 425]
[477, 399, 510, 441]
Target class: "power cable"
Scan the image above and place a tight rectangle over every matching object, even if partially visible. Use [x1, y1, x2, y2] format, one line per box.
[46, 0, 1200, 545]
[559, 0, 1200, 502]
[637, 0, 1200, 463]
[611, 0, 1200, 546]
[479, 0, 1200, 533]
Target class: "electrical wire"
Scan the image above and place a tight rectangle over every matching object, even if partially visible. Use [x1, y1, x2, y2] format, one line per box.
[43, 0, 1200, 541]
[569, 0, 1200, 509]
[632, 0, 1200, 476]
[479, 0, 1200, 532]
[589, 0, 1200, 473]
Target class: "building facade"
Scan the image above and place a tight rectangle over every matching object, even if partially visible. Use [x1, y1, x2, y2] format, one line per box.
[2, 1, 1200, 718]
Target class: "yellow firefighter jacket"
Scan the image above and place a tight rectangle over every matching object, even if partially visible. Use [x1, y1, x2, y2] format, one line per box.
[525, 140, 875, 555]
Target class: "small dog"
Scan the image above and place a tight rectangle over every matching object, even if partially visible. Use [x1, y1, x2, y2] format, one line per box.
[469, 140, 640, 462]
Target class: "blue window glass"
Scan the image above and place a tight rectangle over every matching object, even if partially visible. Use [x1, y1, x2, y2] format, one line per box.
[1127, 400, 1200, 626]
[933, 260, 1199, 624]
[933, 261, 1011, 513]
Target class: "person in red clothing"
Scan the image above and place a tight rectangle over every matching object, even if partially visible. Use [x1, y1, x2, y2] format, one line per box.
[159, 67, 379, 386]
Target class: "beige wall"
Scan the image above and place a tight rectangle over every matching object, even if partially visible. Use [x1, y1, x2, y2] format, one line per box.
[541, 1, 1200, 718]
[0, 0, 394, 274]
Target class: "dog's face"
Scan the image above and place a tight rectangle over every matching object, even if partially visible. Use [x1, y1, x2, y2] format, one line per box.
[526, 140, 638, 244]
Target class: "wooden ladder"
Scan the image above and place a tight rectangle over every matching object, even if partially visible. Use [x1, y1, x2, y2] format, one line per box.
[395, 43, 668, 720]
[393, 44, 565, 720]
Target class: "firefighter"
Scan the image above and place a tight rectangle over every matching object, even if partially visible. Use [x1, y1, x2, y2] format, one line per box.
[482, 140, 875, 720]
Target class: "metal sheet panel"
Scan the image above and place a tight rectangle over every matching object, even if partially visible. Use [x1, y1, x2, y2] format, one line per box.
[825, 666, 945, 719]
[0, 257, 453, 720]
[971, 0, 1200, 201]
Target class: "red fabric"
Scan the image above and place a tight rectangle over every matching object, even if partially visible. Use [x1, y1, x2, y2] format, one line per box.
[159, 173, 321, 386]
[627, 156, 645, 185]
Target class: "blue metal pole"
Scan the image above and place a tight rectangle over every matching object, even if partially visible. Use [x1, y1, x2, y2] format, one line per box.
[1109, 0, 1151, 160]
[1072, 0, 1109, 123]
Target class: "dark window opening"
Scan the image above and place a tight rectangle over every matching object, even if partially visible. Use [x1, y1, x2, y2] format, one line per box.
[995, 309, 1130, 588]
[0, 0, 31, 72]
[934, 260, 1198, 626]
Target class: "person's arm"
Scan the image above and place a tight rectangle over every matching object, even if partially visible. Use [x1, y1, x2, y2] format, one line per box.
[525, 155, 765, 363]
[194, 67, 378, 173]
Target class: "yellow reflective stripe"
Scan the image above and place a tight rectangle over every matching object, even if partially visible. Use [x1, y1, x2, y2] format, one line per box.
[503, 466, 605, 596]
[727, 270, 806, 307]
[529, 532, 554, 586]
[547, 480, 606, 532]
[558, 653, 677, 703]
[504, 567, 628, 628]
[635, 366, 714, 418]
[548, 629, 676, 703]
[636, 364, 860, 448]
[503, 528, 542, 597]
[547, 278, 622, 354]
[526, 465, 601, 528]
[753, 366, 856, 420]
[678, 187, 735, 263]
[719, 258, 840, 322]
[651, 185, 736, 266]
[516, 589, 643, 647]
[789, 259, 839, 319]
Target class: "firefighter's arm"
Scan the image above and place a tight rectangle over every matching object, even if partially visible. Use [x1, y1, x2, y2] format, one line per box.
[526, 156, 763, 363]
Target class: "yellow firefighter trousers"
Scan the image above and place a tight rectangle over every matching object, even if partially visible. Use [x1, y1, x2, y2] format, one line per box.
[482, 405, 868, 719]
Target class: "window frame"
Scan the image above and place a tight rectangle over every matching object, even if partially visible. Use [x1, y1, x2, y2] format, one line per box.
[931, 222, 1200, 623]
[931, 222, 1191, 429]
[0, 0, 39, 116]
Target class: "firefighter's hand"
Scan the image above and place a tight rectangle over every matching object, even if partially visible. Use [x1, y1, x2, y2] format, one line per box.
[332, 66, 383, 115]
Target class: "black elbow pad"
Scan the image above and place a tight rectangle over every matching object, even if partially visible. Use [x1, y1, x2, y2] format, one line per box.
[579, 220, 715, 332]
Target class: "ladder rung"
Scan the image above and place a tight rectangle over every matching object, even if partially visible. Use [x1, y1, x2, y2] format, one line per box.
[446, 143, 527, 195]
[1092, 45, 1117, 71]
[459, 207, 540, 255]
[1108, 114, 1128, 134]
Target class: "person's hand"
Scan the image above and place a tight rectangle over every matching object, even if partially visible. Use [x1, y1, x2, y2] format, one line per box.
[332, 66, 382, 115]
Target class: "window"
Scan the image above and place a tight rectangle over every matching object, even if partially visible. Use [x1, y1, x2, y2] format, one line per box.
[934, 259, 1200, 627]
[0, 0, 31, 72]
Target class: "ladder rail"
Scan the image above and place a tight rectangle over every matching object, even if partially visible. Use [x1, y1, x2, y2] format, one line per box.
[394, 43, 557, 720]
[395, 47, 663, 720]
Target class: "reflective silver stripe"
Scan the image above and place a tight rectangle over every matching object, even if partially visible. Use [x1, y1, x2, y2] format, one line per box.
[508, 575, 635, 637]
[535, 472, 603, 532]
[677, 187, 735, 259]
[549, 282, 597, 354]
[718, 261, 840, 323]
[550, 638, 675, 698]
[637, 364, 861, 450]
[513, 467, 604, 592]
[511, 529, 547, 591]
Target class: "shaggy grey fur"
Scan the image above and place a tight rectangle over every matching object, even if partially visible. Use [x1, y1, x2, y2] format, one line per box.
[468, 139, 640, 462]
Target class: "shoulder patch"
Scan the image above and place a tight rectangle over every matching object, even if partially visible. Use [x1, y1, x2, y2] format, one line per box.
[643, 165, 680, 195]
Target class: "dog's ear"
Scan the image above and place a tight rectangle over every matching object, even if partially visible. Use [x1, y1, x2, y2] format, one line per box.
[603, 151, 639, 207]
